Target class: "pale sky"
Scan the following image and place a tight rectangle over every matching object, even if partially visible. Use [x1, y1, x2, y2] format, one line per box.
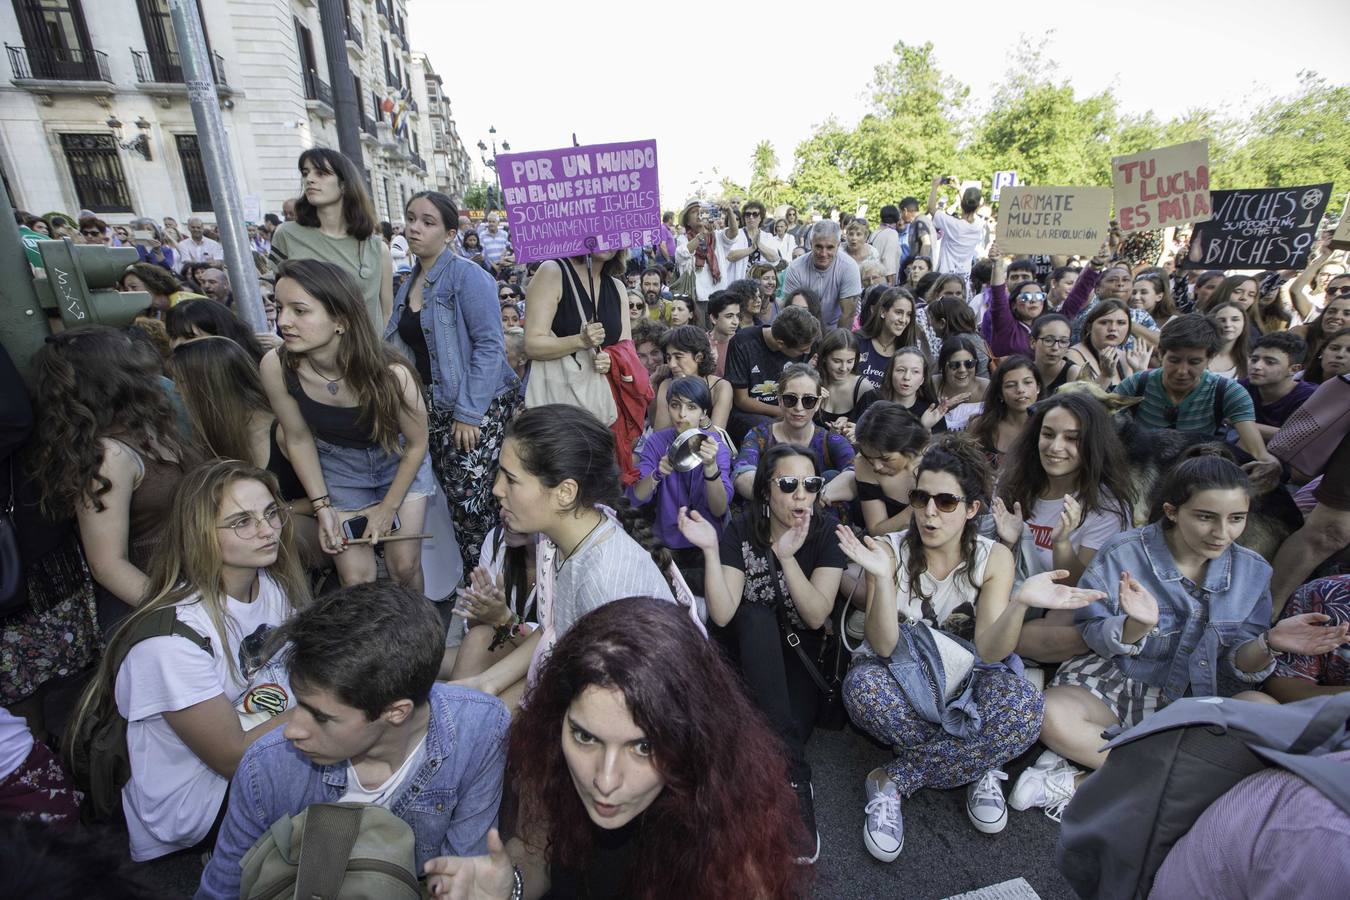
[410, 0, 1350, 210]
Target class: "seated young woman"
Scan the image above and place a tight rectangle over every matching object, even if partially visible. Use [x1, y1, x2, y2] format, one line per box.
[1300, 326, 1350, 384]
[933, 335, 988, 431]
[629, 377, 733, 594]
[1030, 314, 1079, 396]
[648, 325, 733, 432]
[442, 523, 537, 683]
[852, 402, 930, 539]
[425, 598, 808, 898]
[815, 329, 877, 443]
[678, 444, 845, 863]
[733, 363, 856, 504]
[1013, 456, 1341, 820]
[836, 435, 1098, 858]
[854, 286, 929, 386]
[1205, 300, 1250, 380]
[1066, 299, 1145, 390]
[450, 405, 676, 714]
[860, 345, 959, 431]
[967, 355, 1041, 471]
[65, 460, 309, 861]
[990, 393, 1136, 663]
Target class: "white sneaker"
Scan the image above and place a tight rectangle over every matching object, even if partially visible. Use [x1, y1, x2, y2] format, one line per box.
[863, 767, 903, 862]
[1010, 751, 1079, 821]
[965, 769, 1009, 834]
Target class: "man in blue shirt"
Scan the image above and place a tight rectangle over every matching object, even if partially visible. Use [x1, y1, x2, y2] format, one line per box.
[197, 582, 509, 900]
[477, 212, 511, 266]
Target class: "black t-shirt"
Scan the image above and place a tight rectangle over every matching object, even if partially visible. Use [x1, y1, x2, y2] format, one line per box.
[724, 328, 794, 406]
[547, 814, 641, 899]
[719, 511, 845, 628]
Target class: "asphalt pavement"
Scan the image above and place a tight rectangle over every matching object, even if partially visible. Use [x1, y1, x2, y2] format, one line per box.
[128, 723, 1073, 899]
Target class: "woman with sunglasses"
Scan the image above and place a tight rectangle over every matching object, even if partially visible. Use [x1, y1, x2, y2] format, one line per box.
[65, 460, 309, 860]
[732, 363, 856, 503]
[677, 443, 846, 863]
[934, 335, 988, 431]
[836, 436, 1092, 857]
[968, 356, 1041, 471]
[986, 245, 1074, 358]
[1289, 271, 1350, 363]
[925, 297, 992, 378]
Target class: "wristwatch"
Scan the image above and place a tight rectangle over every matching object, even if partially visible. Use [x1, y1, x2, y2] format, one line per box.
[509, 865, 524, 900]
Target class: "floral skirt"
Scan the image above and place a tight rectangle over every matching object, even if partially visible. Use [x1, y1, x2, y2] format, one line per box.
[0, 532, 102, 705]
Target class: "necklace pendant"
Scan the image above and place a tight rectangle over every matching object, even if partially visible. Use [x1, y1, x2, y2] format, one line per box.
[326, 382, 340, 396]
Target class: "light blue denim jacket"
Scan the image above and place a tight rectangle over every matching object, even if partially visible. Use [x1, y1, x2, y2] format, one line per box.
[196, 684, 509, 900]
[1074, 522, 1275, 702]
[384, 249, 518, 425]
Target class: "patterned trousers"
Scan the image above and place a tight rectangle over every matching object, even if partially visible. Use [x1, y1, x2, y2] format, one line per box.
[843, 657, 1043, 796]
[426, 388, 521, 573]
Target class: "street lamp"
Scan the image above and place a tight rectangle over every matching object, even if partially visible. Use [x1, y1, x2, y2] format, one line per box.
[478, 125, 510, 210]
[106, 115, 153, 161]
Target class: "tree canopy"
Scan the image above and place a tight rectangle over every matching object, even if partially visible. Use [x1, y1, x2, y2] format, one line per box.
[742, 40, 1349, 218]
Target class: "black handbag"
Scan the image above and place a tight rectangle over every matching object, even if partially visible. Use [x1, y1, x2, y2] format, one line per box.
[0, 459, 26, 616]
[770, 551, 850, 731]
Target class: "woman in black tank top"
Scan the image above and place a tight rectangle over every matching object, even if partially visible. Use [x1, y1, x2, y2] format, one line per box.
[524, 252, 631, 365]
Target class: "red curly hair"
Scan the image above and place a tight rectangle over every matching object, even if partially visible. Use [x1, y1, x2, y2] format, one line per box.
[507, 597, 808, 898]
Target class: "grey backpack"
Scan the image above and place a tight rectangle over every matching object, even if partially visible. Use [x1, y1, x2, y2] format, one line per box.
[239, 802, 421, 900]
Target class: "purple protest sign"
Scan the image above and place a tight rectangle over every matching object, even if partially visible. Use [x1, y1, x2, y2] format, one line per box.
[497, 139, 661, 263]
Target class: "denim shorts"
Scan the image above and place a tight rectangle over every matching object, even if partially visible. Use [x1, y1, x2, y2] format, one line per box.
[314, 436, 438, 512]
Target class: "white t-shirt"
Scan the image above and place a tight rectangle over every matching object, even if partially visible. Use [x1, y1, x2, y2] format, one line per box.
[693, 229, 779, 300]
[177, 236, 223, 266]
[1024, 491, 1128, 575]
[932, 210, 985, 276]
[0, 707, 34, 782]
[340, 729, 428, 806]
[115, 572, 294, 861]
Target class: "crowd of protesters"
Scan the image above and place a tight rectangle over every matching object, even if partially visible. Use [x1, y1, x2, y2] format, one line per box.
[3, 153, 1349, 899]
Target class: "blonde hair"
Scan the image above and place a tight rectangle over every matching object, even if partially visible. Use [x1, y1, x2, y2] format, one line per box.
[65, 460, 311, 760]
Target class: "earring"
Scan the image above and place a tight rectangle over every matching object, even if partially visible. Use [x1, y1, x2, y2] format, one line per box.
[335, 327, 344, 334]
[762, 502, 770, 517]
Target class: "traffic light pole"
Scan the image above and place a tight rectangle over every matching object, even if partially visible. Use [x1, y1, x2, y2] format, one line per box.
[168, 0, 265, 332]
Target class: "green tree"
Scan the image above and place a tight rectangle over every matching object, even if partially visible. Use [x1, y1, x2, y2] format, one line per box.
[748, 140, 789, 211]
[1220, 72, 1350, 197]
[460, 179, 493, 211]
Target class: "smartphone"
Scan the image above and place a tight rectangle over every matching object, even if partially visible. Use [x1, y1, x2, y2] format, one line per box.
[342, 513, 401, 541]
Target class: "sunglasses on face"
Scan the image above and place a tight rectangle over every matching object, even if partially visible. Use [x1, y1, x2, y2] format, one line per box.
[946, 359, 977, 371]
[743, 211, 761, 218]
[81, 230, 102, 237]
[1017, 292, 1047, 303]
[909, 489, 966, 513]
[774, 476, 824, 494]
[1327, 285, 1350, 298]
[779, 393, 820, 409]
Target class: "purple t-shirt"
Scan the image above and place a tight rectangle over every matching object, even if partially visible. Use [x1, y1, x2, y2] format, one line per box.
[627, 427, 733, 550]
[1238, 378, 1317, 428]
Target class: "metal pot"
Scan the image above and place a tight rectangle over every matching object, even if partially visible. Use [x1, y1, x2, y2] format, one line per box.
[666, 428, 708, 472]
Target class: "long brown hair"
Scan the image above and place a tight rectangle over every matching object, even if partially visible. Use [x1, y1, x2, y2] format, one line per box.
[275, 259, 418, 455]
[169, 335, 271, 465]
[293, 148, 376, 241]
[64, 461, 311, 765]
[29, 326, 186, 517]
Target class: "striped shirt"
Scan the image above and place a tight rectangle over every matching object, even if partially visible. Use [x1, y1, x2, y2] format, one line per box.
[1113, 369, 1254, 434]
[476, 227, 511, 265]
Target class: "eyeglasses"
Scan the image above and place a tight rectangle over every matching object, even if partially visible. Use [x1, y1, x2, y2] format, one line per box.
[216, 505, 290, 540]
[81, 229, 103, 237]
[779, 393, 820, 409]
[946, 359, 977, 371]
[1038, 336, 1071, 347]
[774, 476, 824, 494]
[1017, 292, 1047, 304]
[1327, 286, 1350, 298]
[908, 489, 966, 512]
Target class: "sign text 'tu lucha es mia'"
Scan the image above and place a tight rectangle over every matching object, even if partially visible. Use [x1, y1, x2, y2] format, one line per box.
[1111, 140, 1212, 233]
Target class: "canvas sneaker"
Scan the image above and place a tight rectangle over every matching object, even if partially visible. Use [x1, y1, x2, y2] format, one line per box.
[1009, 750, 1080, 822]
[965, 769, 1009, 834]
[790, 779, 820, 865]
[863, 767, 903, 862]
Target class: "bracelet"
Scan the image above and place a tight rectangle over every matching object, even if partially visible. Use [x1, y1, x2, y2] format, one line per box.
[509, 865, 524, 900]
[704, 470, 721, 481]
[1257, 630, 1279, 661]
[309, 494, 330, 505]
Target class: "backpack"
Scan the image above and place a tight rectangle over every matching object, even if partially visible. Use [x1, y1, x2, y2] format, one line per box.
[64, 606, 214, 821]
[1056, 693, 1350, 900]
[238, 802, 422, 900]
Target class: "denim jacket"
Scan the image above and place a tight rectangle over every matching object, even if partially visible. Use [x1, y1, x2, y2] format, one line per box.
[196, 684, 510, 900]
[1074, 522, 1275, 702]
[384, 249, 518, 425]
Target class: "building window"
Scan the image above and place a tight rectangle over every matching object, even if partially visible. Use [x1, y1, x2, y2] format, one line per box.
[60, 132, 131, 213]
[12, 0, 102, 80]
[134, 0, 209, 82]
[175, 134, 211, 212]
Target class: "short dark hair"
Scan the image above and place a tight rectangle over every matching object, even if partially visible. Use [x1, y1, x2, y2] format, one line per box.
[769, 305, 820, 349]
[659, 324, 714, 375]
[1159, 313, 1220, 357]
[641, 266, 664, 283]
[1051, 265, 1081, 285]
[960, 186, 982, 214]
[899, 197, 920, 212]
[725, 278, 759, 305]
[1252, 331, 1308, 366]
[782, 285, 822, 321]
[879, 205, 901, 225]
[284, 582, 445, 718]
[631, 317, 665, 348]
[1008, 257, 1038, 278]
[706, 289, 739, 321]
